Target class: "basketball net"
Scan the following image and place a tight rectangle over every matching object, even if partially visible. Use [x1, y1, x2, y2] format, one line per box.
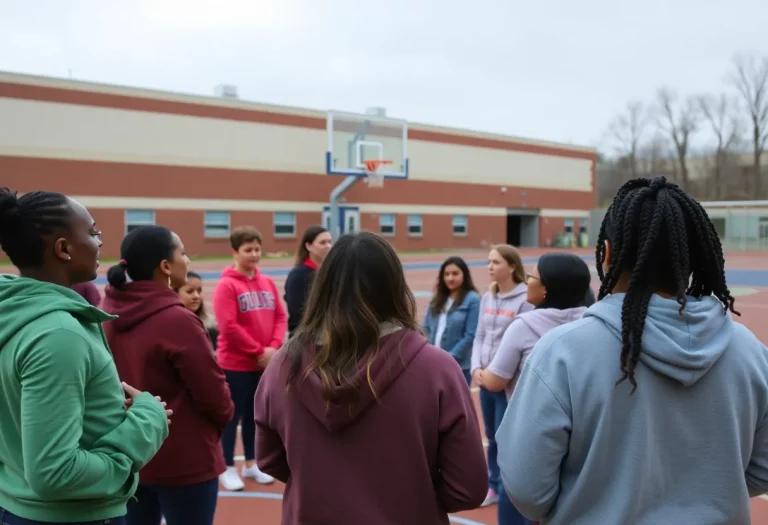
[362, 160, 391, 188]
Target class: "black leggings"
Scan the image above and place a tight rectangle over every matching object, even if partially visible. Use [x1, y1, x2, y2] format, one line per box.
[220, 370, 262, 466]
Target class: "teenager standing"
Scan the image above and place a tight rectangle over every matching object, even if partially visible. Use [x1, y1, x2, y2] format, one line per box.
[470, 244, 533, 507]
[284, 226, 332, 336]
[254, 232, 488, 525]
[214, 226, 287, 491]
[498, 177, 768, 524]
[0, 188, 169, 524]
[102, 225, 234, 525]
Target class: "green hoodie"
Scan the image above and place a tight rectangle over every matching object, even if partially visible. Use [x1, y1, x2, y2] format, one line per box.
[0, 274, 169, 522]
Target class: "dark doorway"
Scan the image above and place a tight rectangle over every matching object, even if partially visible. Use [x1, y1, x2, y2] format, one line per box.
[506, 215, 521, 245]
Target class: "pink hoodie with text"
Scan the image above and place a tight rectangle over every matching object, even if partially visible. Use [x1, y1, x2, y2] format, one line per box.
[213, 266, 287, 372]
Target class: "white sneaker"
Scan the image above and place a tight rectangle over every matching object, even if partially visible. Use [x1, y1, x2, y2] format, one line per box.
[242, 463, 275, 484]
[219, 466, 245, 491]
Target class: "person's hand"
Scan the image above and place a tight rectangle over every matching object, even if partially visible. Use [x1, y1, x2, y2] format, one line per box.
[257, 347, 276, 368]
[122, 382, 173, 425]
[473, 370, 485, 388]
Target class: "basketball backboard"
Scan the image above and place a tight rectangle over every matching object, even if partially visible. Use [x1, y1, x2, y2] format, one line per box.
[325, 109, 408, 179]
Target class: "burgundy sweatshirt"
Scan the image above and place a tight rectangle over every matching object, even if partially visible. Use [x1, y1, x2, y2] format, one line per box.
[254, 327, 488, 525]
[102, 281, 234, 486]
[71, 281, 102, 307]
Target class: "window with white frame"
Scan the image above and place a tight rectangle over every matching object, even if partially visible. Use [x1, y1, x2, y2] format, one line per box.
[125, 210, 155, 234]
[204, 211, 231, 238]
[379, 214, 395, 236]
[564, 218, 574, 233]
[452, 215, 468, 236]
[407, 215, 423, 236]
[273, 212, 296, 236]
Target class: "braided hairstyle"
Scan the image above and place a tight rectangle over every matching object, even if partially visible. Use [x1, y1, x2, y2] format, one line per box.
[596, 176, 739, 393]
[0, 187, 73, 268]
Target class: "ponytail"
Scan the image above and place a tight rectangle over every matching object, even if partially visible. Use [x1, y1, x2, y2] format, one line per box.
[106, 259, 129, 289]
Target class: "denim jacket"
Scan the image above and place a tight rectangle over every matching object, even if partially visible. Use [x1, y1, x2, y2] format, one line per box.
[422, 291, 481, 371]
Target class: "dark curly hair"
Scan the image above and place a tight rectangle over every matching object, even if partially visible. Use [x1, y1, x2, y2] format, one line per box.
[596, 176, 739, 393]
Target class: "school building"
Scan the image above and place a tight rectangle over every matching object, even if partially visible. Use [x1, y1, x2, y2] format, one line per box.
[0, 71, 597, 259]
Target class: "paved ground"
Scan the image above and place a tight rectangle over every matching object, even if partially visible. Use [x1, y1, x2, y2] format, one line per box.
[6, 248, 768, 523]
[189, 248, 768, 525]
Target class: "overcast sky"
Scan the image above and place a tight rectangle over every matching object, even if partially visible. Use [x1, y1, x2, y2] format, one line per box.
[1, 0, 766, 152]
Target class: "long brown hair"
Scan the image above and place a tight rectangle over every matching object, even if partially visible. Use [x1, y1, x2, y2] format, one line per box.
[429, 256, 478, 316]
[294, 225, 328, 266]
[489, 244, 526, 294]
[284, 232, 419, 402]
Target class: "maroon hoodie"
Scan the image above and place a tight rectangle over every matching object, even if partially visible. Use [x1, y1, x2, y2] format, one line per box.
[102, 281, 234, 486]
[254, 327, 488, 525]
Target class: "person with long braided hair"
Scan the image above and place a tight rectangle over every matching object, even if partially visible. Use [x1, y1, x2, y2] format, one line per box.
[495, 177, 768, 524]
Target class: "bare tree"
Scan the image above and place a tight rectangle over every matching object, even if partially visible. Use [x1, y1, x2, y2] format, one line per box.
[605, 101, 650, 180]
[697, 93, 742, 199]
[729, 52, 768, 199]
[656, 87, 699, 190]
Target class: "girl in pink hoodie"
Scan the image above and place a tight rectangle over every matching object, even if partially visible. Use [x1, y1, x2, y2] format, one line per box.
[213, 226, 287, 491]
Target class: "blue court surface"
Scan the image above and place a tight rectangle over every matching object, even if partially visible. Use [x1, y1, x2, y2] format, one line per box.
[92, 256, 768, 288]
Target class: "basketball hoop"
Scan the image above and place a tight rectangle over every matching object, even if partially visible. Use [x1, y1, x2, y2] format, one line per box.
[362, 159, 391, 188]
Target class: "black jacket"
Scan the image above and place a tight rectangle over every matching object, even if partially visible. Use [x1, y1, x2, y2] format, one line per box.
[284, 264, 315, 335]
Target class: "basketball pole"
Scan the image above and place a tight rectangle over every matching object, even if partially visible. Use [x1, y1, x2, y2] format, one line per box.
[329, 175, 358, 240]
[329, 119, 370, 240]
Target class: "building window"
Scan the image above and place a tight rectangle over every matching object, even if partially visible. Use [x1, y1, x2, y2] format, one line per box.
[273, 212, 296, 237]
[125, 210, 155, 234]
[379, 214, 395, 236]
[407, 215, 423, 237]
[452, 215, 468, 236]
[564, 218, 574, 233]
[204, 211, 230, 238]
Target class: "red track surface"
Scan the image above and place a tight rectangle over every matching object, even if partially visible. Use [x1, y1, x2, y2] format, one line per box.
[7, 248, 768, 523]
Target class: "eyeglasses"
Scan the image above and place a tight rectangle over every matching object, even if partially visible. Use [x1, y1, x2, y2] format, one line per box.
[525, 273, 540, 283]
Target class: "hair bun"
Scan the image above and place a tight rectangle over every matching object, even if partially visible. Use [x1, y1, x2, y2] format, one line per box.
[649, 176, 668, 191]
[0, 187, 21, 224]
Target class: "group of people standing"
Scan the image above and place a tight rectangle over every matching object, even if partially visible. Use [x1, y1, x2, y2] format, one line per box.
[422, 245, 591, 525]
[2, 175, 768, 525]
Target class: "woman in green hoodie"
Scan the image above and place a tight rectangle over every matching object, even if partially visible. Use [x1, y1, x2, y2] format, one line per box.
[0, 188, 171, 524]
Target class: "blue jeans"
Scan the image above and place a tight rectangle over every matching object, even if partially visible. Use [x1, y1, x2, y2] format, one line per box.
[126, 478, 219, 525]
[462, 369, 472, 386]
[479, 387, 508, 493]
[498, 490, 532, 525]
[0, 507, 125, 524]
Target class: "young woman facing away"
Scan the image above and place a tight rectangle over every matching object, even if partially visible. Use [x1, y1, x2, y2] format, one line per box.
[214, 226, 287, 491]
[284, 225, 332, 336]
[497, 177, 768, 524]
[478, 253, 590, 525]
[423, 256, 480, 385]
[469, 244, 533, 507]
[253, 232, 488, 525]
[101, 226, 235, 525]
[0, 188, 170, 525]
[176, 271, 219, 351]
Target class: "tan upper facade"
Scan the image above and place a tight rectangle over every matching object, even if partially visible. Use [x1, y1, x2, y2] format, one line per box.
[0, 71, 596, 194]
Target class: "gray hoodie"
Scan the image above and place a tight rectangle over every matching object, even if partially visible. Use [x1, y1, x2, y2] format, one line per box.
[470, 283, 533, 375]
[497, 292, 768, 524]
[488, 306, 586, 399]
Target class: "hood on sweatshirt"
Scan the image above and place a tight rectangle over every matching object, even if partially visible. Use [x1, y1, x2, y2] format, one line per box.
[584, 292, 733, 387]
[0, 274, 114, 350]
[295, 326, 428, 433]
[519, 306, 587, 339]
[220, 266, 260, 283]
[102, 281, 184, 332]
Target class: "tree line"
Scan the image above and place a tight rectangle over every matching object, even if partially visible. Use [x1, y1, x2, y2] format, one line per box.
[597, 51, 768, 207]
